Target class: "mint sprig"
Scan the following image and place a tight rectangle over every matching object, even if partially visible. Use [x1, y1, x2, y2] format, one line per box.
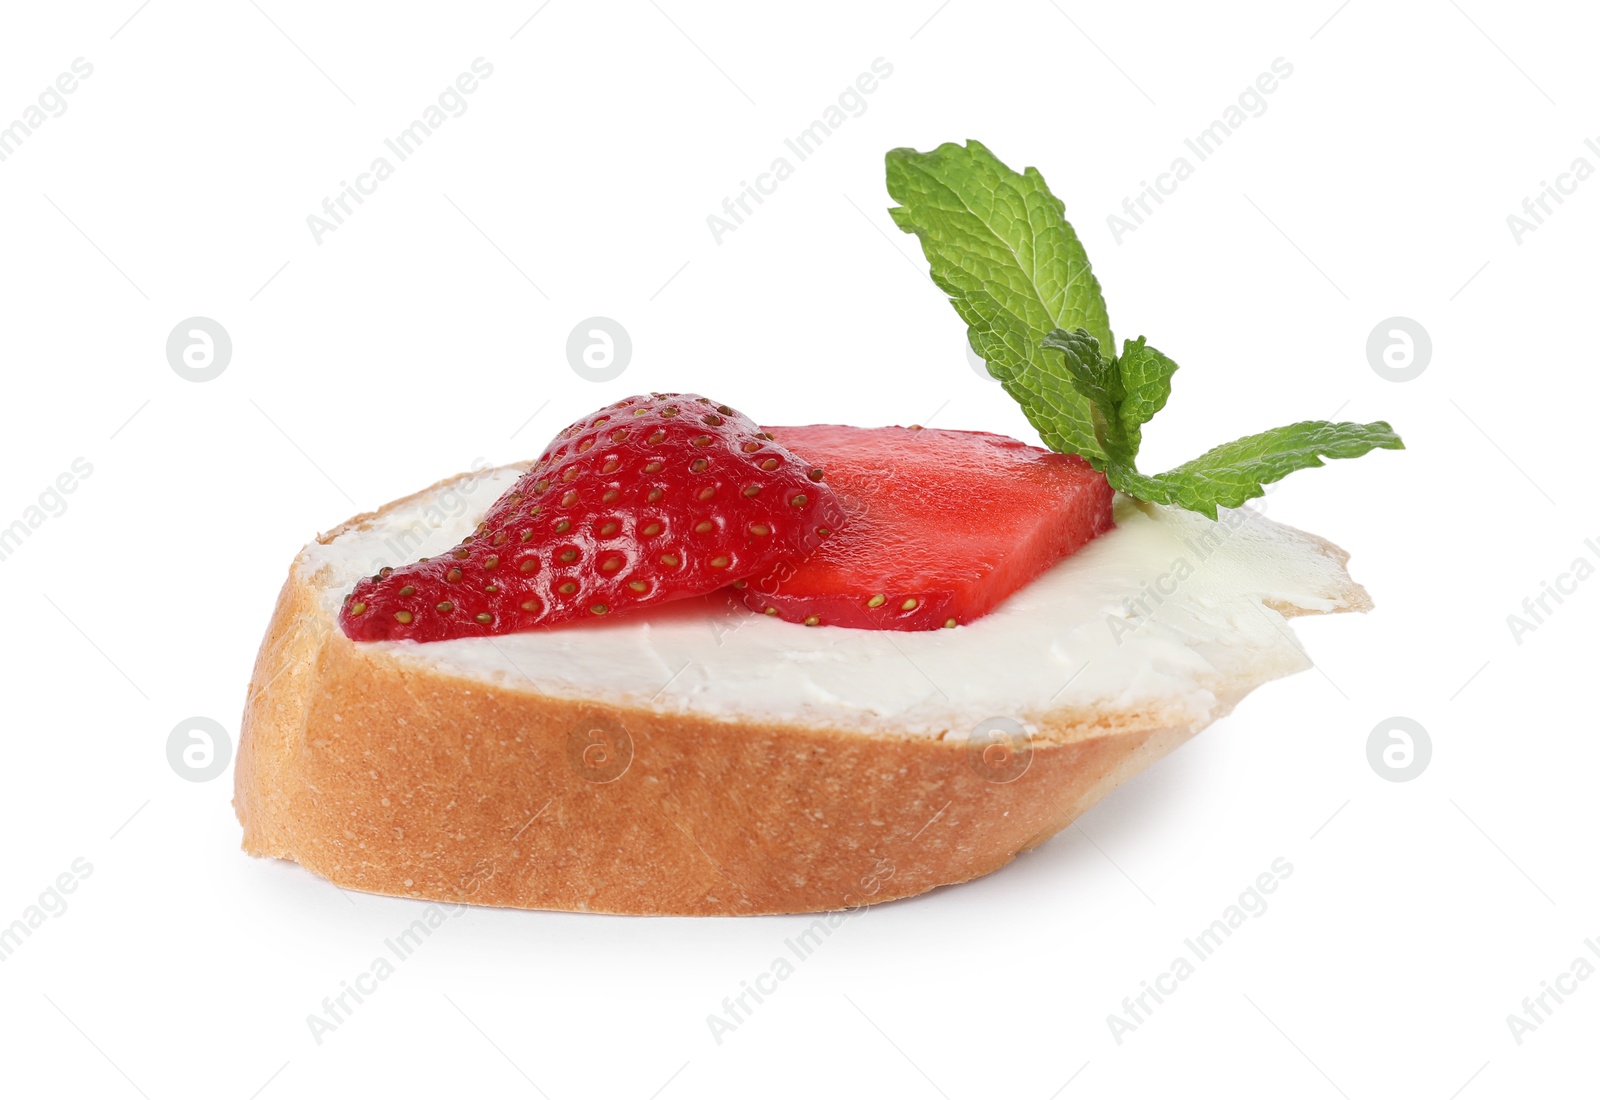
[887, 141, 1403, 518]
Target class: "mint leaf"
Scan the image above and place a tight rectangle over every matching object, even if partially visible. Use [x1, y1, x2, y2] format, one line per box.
[1038, 328, 1130, 463]
[886, 140, 1113, 460]
[1110, 420, 1405, 519]
[1112, 336, 1178, 455]
[1039, 329, 1183, 467]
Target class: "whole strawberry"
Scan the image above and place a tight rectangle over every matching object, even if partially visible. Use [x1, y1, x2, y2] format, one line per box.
[339, 394, 842, 641]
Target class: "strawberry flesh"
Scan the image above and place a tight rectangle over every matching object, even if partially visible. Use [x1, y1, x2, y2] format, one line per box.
[340, 394, 843, 641]
[742, 425, 1114, 630]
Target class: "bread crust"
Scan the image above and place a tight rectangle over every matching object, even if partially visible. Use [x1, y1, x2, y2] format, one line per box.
[234, 471, 1367, 916]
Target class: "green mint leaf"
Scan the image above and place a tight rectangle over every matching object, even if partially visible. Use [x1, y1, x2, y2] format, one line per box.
[1038, 328, 1130, 464]
[1041, 329, 1182, 467]
[1112, 336, 1178, 455]
[1108, 420, 1406, 519]
[886, 140, 1113, 460]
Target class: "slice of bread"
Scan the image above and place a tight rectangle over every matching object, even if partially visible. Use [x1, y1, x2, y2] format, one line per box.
[234, 461, 1370, 916]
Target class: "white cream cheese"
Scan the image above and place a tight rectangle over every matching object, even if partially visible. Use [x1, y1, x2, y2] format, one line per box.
[303, 465, 1365, 737]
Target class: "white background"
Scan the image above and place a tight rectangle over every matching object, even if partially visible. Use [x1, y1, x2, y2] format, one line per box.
[1, 2, 1595, 1097]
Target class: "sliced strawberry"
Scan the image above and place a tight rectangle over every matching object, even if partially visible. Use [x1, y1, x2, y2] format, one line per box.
[742, 425, 1114, 630]
[340, 394, 843, 641]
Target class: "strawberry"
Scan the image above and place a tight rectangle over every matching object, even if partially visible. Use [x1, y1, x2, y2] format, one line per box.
[741, 425, 1114, 630]
[340, 394, 843, 641]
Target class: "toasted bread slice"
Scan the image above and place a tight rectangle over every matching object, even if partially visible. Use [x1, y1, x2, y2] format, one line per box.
[234, 462, 1369, 915]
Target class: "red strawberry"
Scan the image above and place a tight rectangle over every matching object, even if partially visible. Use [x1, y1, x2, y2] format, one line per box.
[742, 425, 1114, 630]
[340, 394, 843, 641]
